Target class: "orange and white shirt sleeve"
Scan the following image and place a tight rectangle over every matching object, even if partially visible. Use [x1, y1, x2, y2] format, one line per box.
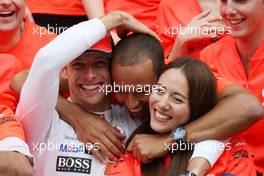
[0, 105, 32, 157]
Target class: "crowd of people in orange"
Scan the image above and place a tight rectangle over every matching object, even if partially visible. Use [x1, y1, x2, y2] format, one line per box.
[0, 0, 263, 176]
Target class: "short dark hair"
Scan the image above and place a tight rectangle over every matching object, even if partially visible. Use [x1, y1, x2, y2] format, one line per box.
[113, 33, 164, 76]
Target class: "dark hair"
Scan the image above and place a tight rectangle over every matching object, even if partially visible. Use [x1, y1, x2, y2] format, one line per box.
[113, 33, 164, 76]
[129, 57, 217, 176]
[162, 57, 217, 123]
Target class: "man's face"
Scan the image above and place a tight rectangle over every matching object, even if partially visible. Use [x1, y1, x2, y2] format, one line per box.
[112, 59, 157, 119]
[0, 0, 25, 32]
[221, 0, 264, 39]
[64, 53, 111, 111]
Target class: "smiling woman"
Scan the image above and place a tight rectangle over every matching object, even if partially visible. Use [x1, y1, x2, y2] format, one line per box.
[220, 0, 264, 38]
[0, 0, 25, 31]
[150, 57, 217, 134]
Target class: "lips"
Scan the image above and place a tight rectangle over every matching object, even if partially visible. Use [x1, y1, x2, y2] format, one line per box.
[226, 18, 245, 26]
[153, 109, 171, 122]
[0, 10, 15, 18]
[78, 83, 103, 96]
[129, 108, 142, 113]
[80, 84, 100, 91]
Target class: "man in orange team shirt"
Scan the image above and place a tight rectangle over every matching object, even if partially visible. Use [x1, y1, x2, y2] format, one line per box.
[200, 0, 264, 174]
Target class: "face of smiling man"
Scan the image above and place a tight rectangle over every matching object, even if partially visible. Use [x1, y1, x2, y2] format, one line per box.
[112, 59, 158, 119]
[0, 0, 25, 32]
[63, 52, 112, 112]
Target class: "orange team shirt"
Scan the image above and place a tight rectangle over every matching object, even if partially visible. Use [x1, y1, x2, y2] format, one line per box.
[2, 20, 55, 110]
[0, 55, 24, 112]
[105, 137, 256, 176]
[200, 35, 264, 173]
[156, 0, 220, 63]
[8, 19, 56, 69]
[26, 0, 86, 16]
[0, 105, 25, 140]
[104, 0, 161, 30]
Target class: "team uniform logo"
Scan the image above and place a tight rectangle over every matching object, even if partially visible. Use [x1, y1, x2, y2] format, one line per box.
[232, 150, 249, 159]
[59, 143, 94, 155]
[56, 156, 92, 174]
[59, 144, 85, 154]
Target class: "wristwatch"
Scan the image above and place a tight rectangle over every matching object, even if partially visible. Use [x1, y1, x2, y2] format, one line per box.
[170, 126, 186, 143]
[181, 170, 198, 176]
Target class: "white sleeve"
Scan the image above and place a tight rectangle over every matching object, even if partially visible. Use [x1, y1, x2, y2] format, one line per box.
[190, 139, 227, 167]
[0, 137, 32, 158]
[16, 18, 107, 145]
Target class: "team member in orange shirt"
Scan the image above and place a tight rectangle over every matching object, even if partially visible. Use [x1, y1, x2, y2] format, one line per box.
[0, 104, 33, 175]
[0, 0, 55, 109]
[26, 0, 105, 33]
[200, 0, 264, 174]
[156, 0, 227, 63]
[104, 0, 161, 31]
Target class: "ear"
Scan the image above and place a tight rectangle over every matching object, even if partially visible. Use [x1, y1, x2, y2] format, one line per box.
[60, 66, 68, 79]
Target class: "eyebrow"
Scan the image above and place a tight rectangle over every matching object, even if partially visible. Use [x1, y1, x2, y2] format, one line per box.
[172, 92, 188, 100]
[157, 83, 187, 100]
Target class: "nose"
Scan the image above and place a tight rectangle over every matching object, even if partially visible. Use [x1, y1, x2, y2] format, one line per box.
[157, 96, 170, 111]
[223, 1, 237, 16]
[84, 68, 96, 80]
[125, 93, 140, 110]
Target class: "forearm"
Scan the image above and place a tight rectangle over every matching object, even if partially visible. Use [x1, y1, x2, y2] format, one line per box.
[82, 0, 105, 19]
[185, 85, 264, 142]
[167, 35, 189, 62]
[0, 161, 15, 175]
[187, 139, 228, 176]
[56, 95, 89, 129]
[0, 152, 33, 176]
[187, 158, 210, 176]
[10, 69, 29, 95]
